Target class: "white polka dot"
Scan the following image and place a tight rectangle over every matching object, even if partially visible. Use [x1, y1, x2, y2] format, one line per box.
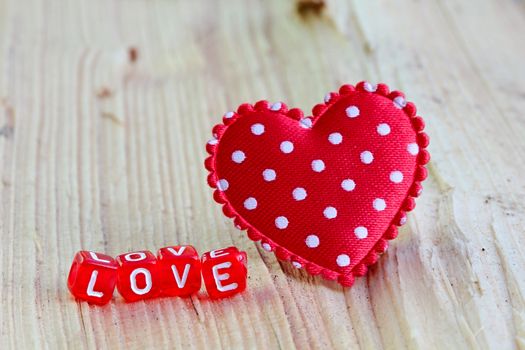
[354, 226, 368, 239]
[244, 197, 257, 210]
[336, 254, 351, 267]
[407, 143, 419, 155]
[324, 93, 331, 103]
[262, 169, 276, 182]
[390, 171, 403, 183]
[232, 150, 246, 164]
[217, 179, 229, 191]
[207, 138, 218, 145]
[300, 118, 313, 129]
[393, 96, 406, 109]
[280, 141, 294, 154]
[373, 198, 386, 211]
[292, 187, 307, 201]
[328, 132, 343, 145]
[363, 82, 377, 92]
[345, 106, 360, 118]
[341, 179, 356, 191]
[323, 206, 337, 219]
[224, 111, 234, 119]
[360, 151, 373, 164]
[262, 243, 272, 251]
[377, 123, 391, 136]
[311, 159, 325, 172]
[270, 102, 282, 111]
[400, 216, 407, 225]
[275, 216, 289, 229]
[251, 123, 265, 135]
[292, 261, 302, 269]
[305, 235, 320, 248]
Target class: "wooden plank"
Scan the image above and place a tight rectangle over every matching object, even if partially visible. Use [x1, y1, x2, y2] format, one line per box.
[1, 0, 524, 348]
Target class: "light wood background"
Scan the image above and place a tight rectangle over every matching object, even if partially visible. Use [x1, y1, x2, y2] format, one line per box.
[1, 0, 524, 348]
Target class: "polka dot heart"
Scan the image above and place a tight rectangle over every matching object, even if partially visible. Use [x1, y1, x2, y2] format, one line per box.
[205, 82, 430, 287]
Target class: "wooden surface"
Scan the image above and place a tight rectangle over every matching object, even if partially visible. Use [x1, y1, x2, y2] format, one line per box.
[1, 0, 524, 348]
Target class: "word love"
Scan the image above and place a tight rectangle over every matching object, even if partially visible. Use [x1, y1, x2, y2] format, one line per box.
[67, 246, 247, 305]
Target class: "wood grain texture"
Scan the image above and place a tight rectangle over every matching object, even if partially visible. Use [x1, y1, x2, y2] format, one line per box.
[1, 0, 524, 348]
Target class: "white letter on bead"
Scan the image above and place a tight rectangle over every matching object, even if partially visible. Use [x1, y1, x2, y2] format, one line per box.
[129, 268, 152, 295]
[212, 262, 238, 292]
[124, 252, 147, 262]
[86, 270, 104, 298]
[89, 252, 110, 263]
[210, 249, 228, 258]
[171, 264, 191, 288]
[166, 246, 186, 256]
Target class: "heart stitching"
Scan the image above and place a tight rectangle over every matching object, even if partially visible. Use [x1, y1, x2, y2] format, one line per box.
[205, 82, 429, 286]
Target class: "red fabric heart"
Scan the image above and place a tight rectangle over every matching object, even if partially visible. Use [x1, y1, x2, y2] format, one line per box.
[205, 82, 429, 286]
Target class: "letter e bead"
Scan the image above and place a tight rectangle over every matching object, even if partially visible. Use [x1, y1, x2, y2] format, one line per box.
[201, 247, 247, 299]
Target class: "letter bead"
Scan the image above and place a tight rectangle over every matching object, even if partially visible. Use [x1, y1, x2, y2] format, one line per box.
[67, 251, 118, 305]
[201, 247, 248, 299]
[157, 245, 202, 297]
[116, 250, 160, 302]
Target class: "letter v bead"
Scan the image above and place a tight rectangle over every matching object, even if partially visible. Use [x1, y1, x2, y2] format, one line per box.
[166, 246, 186, 256]
[171, 264, 191, 288]
[158, 246, 202, 297]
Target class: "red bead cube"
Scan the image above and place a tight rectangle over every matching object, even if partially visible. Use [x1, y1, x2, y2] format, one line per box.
[116, 250, 160, 302]
[201, 247, 247, 299]
[67, 251, 117, 305]
[157, 245, 202, 297]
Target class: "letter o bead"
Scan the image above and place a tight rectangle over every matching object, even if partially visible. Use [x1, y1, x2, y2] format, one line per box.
[201, 247, 248, 299]
[116, 251, 160, 302]
[67, 251, 118, 305]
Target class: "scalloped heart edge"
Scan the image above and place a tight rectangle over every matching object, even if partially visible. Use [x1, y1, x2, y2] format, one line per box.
[204, 82, 430, 287]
